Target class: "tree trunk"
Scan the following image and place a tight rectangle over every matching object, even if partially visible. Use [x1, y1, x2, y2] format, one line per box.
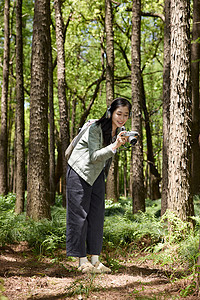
[15, 0, 25, 214]
[168, 0, 194, 220]
[105, 0, 118, 201]
[191, 0, 200, 196]
[0, 0, 10, 196]
[192, 0, 200, 290]
[141, 77, 161, 200]
[70, 95, 77, 140]
[105, 0, 114, 104]
[106, 155, 119, 202]
[123, 151, 128, 198]
[48, 5, 56, 206]
[27, 0, 51, 220]
[131, 0, 145, 213]
[161, 0, 171, 215]
[54, 0, 70, 206]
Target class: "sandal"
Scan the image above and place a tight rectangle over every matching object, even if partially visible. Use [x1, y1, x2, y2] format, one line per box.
[93, 261, 111, 273]
[78, 262, 101, 274]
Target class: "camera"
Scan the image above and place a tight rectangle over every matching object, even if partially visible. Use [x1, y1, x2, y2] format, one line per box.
[121, 131, 139, 146]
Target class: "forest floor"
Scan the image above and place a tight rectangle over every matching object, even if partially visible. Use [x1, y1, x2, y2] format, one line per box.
[0, 242, 199, 300]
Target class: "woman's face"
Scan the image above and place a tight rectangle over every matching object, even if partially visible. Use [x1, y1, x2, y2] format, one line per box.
[112, 106, 130, 131]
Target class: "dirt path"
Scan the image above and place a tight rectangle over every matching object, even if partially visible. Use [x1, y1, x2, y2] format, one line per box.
[0, 243, 198, 299]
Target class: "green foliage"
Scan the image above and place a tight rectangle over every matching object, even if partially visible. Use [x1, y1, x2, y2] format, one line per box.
[64, 274, 99, 298]
[0, 194, 66, 254]
[180, 280, 197, 298]
[0, 194, 199, 275]
[104, 198, 164, 249]
[143, 197, 200, 271]
[24, 205, 66, 254]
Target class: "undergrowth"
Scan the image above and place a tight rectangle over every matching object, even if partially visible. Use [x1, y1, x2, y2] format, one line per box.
[0, 193, 199, 275]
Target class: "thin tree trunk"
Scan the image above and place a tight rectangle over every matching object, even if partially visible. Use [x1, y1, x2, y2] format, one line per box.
[191, 0, 200, 196]
[70, 95, 77, 140]
[131, 0, 145, 213]
[48, 5, 56, 206]
[141, 77, 161, 200]
[15, 0, 25, 214]
[7, 94, 14, 192]
[0, 0, 10, 196]
[168, 0, 194, 221]
[27, 0, 51, 220]
[161, 0, 171, 215]
[123, 151, 127, 198]
[54, 0, 70, 206]
[105, 0, 119, 201]
[105, 0, 114, 104]
[192, 0, 200, 290]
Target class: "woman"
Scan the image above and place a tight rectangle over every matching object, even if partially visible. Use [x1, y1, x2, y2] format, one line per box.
[66, 97, 132, 273]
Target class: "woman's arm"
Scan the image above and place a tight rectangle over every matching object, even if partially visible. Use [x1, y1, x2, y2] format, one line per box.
[88, 125, 128, 162]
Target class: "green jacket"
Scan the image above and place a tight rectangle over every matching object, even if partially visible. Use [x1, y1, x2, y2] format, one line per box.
[68, 122, 115, 185]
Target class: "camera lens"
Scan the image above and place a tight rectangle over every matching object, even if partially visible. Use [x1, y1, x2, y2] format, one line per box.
[129, 137, 137, 145]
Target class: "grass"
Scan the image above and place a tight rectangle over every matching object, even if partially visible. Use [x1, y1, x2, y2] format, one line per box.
[0, 193, 199, 298]
[0, 193, 199, 273]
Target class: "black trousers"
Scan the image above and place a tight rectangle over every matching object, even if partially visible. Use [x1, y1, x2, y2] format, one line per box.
[66, 166, 105, 257]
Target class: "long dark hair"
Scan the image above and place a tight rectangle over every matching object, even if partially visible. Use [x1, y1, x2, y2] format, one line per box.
[96, 97, 132, 146]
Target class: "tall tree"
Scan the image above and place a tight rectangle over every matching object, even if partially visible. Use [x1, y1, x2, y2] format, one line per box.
[105, 0, 118, 201]
[105, 0, 114, 103]
[47, 3, 55, 206]
[54, 0, 70, 205]
[192, 0, 200, 290]
[141, 77, 161, 200]
[27, 0, 51, 220]
[167, 0, 194, 220]
[0, 0, 10, 196]
[15, 0, 25, 214]
[191, 0, 200, 196]
[161, 0, 170, 215]
[131, 0, 145, 213]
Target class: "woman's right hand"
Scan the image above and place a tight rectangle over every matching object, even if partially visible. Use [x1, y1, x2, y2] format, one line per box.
[111, 131, 128, 151]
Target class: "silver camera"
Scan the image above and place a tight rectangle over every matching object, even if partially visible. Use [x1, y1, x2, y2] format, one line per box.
[121, 131, 139, 146]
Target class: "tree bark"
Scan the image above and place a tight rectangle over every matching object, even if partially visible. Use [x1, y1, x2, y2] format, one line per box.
[54, 0, 70, 206]
[47, 4, 56, 206]
[0, 0, 10, 196]
[105, 0, 114, 104]
[161, 0, 171, 215]
[27, 0, 51, 220]
[141, 77, 161, 200]
[191, 0, 200, 196]
[105, 0, 118, 201]
[15, 0, 25, 214]
[168, 0, 194, 221]
[123, 151, 128, 198]
[191, 0, 200, 290]
[131, 0, 145, 213]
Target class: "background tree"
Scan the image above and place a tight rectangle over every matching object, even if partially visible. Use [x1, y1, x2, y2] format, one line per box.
[105, 0, 118, 202]
[191, 0, 200, 196]
[48, 3, 55, 206]
[0, 0, 199, 222]
[131, 0, 145, 213]
[161, 0, 170, 215]
[0, 0, 10, 196]
[167, 0, 194, 220]
[26, 0, 51, 220]
[15, 0, 25, 214]
[141, 77, 161, 200]
[105, 0, 114, 104]
[54, 0, 70, 205]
